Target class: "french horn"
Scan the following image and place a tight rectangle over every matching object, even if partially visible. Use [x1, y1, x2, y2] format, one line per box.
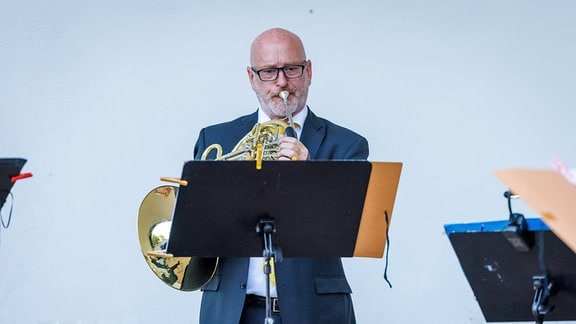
[138, 117, 291, 291]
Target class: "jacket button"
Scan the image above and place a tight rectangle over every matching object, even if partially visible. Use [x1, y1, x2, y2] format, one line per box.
[240, 282, 246, 289]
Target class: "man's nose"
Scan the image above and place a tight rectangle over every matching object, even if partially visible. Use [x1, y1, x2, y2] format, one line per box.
[276, 70, 289, 86]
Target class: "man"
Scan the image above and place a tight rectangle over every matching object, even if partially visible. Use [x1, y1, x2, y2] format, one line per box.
[193, 28, 369, 324]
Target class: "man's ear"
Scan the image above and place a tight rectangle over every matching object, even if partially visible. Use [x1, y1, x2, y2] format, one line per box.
[247, 66, 257, 87]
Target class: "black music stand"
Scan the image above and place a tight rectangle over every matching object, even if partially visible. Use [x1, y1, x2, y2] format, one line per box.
[167, 160, 402, 322]
[1, 158, 27, 211]
[445, 219, 576, 323]
[167, 160, 402, 258]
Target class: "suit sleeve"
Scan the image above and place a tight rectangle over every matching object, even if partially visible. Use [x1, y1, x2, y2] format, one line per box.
[193, 128, 207, 160]
[343, 136, 369, 160]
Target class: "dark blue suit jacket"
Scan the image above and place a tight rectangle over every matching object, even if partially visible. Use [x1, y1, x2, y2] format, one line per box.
[193, 109, 369, 324]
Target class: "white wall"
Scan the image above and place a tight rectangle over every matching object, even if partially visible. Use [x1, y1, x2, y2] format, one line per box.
[1, 1, 575, 323]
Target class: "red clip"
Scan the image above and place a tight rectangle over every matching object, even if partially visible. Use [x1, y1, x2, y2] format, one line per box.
[10, 172, 33, 183]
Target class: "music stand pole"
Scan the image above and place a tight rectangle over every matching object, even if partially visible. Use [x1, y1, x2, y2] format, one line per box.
[256, 218, 279, 324]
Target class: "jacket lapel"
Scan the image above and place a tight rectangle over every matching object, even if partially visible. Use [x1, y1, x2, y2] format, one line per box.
[300, 109, 325, 160]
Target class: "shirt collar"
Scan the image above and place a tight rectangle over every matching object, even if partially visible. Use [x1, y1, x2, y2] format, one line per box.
[258, 106, 308, 139]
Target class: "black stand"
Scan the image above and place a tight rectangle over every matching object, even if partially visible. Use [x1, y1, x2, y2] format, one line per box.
[445, 218, 576, 323]
[0, 158, 29, 246]
[1, 158, 28, 235]
[166, 160, 402, 323]
[167, 160, 376, 258]
[0, 158, 27, 211]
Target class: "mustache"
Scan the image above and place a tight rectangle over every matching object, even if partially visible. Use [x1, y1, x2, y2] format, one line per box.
[275, 90, 294, 97]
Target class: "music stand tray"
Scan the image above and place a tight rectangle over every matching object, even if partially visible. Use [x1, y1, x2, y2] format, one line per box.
[445, 218, 576, 322]
[1, 158, 27, 210]
[167, 160, 402, 259]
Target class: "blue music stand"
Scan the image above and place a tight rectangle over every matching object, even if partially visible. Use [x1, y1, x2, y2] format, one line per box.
[445, 218, 576, 323]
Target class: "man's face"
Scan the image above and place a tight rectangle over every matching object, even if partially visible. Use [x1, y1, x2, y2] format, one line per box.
[248, 40, 312, 120]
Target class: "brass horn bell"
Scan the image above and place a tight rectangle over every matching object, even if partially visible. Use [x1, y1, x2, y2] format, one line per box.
[137, 185, 218, 291]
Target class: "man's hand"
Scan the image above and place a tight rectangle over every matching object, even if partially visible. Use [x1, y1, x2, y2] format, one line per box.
[277, 136, 309, 161]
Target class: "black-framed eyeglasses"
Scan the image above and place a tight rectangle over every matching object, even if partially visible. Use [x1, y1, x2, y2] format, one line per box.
[251, 63, 306, 82]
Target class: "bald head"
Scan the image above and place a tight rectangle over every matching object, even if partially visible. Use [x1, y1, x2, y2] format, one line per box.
[247, 28, 312, 120]
[250, 28, 307, 67]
